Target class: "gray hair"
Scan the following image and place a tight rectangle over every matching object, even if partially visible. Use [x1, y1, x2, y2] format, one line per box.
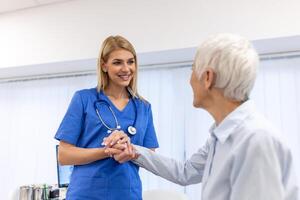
[194, 33, 259, 101]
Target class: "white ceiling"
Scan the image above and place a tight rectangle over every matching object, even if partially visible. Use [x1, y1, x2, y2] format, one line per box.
[0, 0, 72, 14]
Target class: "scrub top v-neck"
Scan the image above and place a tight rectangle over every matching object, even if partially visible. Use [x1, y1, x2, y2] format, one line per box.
[55, 88, 159, 200]
[101, 90, 131, 113]
[95, 90, 135, 134]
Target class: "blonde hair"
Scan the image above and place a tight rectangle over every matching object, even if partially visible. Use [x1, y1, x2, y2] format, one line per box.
[97, 35, 139, 97]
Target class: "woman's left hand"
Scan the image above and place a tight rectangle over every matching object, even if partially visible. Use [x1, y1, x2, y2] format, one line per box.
[102, 130, 131, 148]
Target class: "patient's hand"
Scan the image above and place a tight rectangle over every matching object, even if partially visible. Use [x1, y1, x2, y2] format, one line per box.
[112, 143, 137, 163]
[104, 143, 136, 163]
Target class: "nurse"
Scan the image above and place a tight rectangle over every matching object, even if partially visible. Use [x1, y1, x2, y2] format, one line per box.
[55, 35, 159, 200]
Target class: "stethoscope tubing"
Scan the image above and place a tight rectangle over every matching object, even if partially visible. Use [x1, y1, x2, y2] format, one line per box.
[94, 91, 138, 135]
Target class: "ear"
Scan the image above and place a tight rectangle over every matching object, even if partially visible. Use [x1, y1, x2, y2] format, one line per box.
[99, 58, 107, 72]
[102, 64, 107, 73]
[203, 68, 215, 90]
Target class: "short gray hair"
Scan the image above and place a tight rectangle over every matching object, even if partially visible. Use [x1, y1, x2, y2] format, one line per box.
[194, 33, 259, 101]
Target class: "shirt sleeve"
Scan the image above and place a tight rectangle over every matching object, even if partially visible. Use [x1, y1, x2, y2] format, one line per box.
[230, 132, 286, 200]
[142, 104, 159, 148]
[133, 140, 210, 186]
[54, 91, 84, 145]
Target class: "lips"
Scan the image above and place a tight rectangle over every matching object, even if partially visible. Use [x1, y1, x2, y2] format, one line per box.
[118, 74, 132, 81]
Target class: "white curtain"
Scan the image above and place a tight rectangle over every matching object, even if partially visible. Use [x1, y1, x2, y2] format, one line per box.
[138, 67, 190, 193]
[1, 55, 300, 200]
[0, 76, 97, 199]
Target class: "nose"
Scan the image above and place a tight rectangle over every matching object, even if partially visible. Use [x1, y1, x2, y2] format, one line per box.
[121, 63, 130, 72]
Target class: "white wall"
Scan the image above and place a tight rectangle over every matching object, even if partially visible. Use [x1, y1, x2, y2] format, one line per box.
[1, 0, 300, 68]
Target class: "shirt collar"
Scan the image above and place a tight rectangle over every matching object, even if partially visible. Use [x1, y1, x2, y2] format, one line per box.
[209, 100, 255, 144]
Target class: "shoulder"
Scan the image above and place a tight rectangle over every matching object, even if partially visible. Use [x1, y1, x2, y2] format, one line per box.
[134, 97, 152, 109]
[236, 127, 290, 162]
[70, 88, 97, 109]
[247, 112, 286, 147]
[233, 112, 290, 156]
[75, 88, 97, 96]
[74, 88, 97, 101]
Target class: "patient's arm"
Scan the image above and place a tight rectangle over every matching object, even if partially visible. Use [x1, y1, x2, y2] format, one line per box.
[132, 142, 209, 186]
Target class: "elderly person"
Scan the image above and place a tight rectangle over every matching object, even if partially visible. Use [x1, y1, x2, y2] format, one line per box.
[103, 33, 299, 200]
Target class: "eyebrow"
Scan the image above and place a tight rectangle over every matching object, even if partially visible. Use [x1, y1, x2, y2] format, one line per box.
[112, 58, 135, 61]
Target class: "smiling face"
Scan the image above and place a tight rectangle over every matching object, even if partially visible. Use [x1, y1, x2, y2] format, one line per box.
[102, 49, 136, 88]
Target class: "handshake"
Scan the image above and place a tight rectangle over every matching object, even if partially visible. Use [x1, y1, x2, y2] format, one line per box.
[101, 130, 139, 163]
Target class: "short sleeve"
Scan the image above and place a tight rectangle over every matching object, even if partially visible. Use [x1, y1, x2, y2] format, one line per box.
[54, 91, 84, 145]
[143, 104, 159, 148]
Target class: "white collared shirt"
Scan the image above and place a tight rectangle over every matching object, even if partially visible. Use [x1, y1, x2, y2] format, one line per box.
[134, 101, 299, 200]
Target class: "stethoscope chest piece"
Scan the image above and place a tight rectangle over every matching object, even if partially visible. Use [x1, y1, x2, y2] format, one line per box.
[127, 126, 137, 135]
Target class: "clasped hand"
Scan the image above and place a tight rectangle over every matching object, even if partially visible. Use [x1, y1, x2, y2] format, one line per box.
[102, 130, 137, 163]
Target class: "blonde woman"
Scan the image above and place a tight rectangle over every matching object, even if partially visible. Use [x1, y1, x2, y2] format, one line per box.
[55, 35, 159, 200]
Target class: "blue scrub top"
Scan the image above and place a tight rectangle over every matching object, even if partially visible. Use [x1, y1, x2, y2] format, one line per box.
[55, 88, 159, 200]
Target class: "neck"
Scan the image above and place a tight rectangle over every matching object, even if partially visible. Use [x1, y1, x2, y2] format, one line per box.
[204, 90, 242, 126]
[104, 84, 128, 100]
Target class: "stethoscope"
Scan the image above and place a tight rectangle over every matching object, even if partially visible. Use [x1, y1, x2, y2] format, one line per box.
[94, 89, 138, 136]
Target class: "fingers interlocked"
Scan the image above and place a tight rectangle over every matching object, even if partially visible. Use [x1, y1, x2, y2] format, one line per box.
[102, 130, 135, 163]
